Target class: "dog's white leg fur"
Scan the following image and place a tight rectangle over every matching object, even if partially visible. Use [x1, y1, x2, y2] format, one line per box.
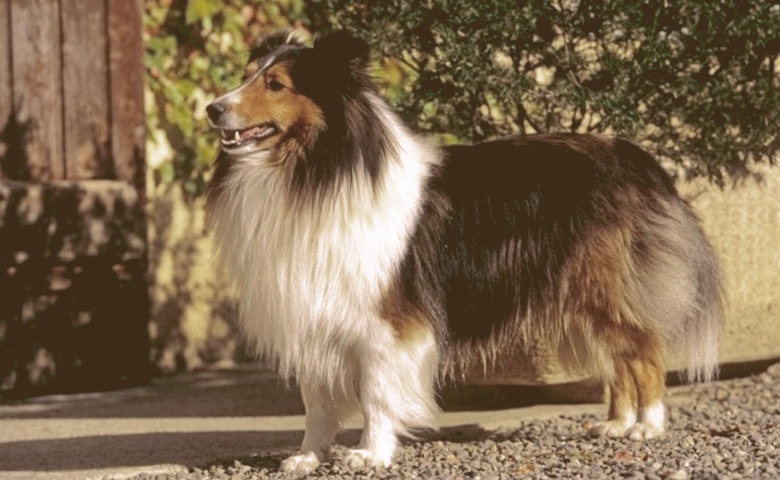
[589, 358, 642, 439]
[590, 411, 638, 438]
[280, 379, 348, 474]
[626, 401, 666, 440]
[345, 383, 398, 470]
[343, 324, 439, 470]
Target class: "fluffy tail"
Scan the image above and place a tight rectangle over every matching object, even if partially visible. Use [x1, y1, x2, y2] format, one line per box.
[635, 197, 724, 383]
[683, 219, 724, 383]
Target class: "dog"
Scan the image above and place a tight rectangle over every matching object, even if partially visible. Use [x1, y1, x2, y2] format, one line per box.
[205, 31, 723, 473]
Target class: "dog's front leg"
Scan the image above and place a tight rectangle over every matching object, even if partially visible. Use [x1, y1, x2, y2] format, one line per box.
[279, 379, 343, 474]
[343, 360, 399, 470]
[342, 325, 439, 470]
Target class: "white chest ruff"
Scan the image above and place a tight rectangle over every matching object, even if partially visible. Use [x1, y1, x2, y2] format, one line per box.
[210, 136, 435, 379]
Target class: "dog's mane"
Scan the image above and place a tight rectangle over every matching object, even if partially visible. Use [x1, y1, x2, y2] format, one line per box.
[260, 32, 396, 197]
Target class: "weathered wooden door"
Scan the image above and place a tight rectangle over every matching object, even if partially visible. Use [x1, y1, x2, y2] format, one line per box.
[0, 0, 148, 398]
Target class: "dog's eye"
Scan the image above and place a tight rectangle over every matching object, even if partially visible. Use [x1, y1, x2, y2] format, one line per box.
[266, 79, 284, 91]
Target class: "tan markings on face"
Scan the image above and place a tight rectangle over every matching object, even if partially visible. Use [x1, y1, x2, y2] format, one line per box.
[243, 61, 259, 80]
[232, 61, 325, 152]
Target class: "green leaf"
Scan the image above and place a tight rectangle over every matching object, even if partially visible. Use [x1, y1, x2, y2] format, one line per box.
[185, 0, 221, 25]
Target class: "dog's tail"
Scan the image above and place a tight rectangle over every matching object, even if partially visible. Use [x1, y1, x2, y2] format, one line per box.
[679, 214, 723, 383]
[635, 196, 724, 383]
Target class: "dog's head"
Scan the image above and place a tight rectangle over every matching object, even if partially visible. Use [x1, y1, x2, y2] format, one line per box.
[206, 31, 371, 157]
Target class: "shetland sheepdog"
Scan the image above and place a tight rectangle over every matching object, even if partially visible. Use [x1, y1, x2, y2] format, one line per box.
[205, 31, 723, 473]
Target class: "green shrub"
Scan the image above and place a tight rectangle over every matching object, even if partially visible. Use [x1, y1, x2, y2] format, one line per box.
[311, 0, 780, 184]
[146, 0, 780, 190]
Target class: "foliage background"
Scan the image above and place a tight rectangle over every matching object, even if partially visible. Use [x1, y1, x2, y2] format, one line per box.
[143, 0, 780, 372]
[146, 0, 780, 195]
[144, 0, 310, 372]
[312, 0, 780, 184]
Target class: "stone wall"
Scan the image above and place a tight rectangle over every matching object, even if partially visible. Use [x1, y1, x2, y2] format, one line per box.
[684, 166, 780, 366]
[0, 180, 149, 398]
[147, 182, 239, 375]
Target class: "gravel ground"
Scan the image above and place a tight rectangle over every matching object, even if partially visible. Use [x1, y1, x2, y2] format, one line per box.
[131, 363, 779, 480]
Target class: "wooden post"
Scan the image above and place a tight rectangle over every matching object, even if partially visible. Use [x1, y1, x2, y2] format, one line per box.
[9, 0, 64, 181]
[1, 0, 149, 399]
[61, 0, 111, 180]
[108, 0, 146, 193]
[0, 1, 11, 162]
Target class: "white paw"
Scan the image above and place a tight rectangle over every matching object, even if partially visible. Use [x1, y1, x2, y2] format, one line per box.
[279, 451, 322, 474]
[342, 448, 392, 470]
[626, 422, 665, 440]
[589, 419, 632, 438]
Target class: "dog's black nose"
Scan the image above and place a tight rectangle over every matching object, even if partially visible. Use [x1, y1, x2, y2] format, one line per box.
[206, 102, 226, 124]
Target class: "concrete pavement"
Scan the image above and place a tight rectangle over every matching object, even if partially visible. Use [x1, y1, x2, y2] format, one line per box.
[0, 367, 608, 480]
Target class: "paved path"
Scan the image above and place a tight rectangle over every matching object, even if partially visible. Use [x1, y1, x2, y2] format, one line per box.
[0, 368, 607, 480]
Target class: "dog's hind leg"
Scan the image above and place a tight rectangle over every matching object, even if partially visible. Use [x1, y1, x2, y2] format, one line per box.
[589, 330, 666, 439]
[624, 340, 666, 439]
[590, 357, 639, 437]
[280, 379, 349, 474]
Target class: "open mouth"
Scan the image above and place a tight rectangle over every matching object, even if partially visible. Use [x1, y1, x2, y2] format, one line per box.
[219, 123, 278, 149]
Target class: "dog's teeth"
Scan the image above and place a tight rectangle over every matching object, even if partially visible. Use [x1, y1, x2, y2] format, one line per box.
[220, 125, 275, 149]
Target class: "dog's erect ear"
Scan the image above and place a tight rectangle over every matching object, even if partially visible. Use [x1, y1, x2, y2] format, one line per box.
[312, 31, 370, 68]
[249, 30, 305, 64]
[292, 31, 372, 102]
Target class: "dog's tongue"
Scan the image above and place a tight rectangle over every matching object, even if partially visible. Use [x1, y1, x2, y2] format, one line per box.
[240, 126, 266, 141]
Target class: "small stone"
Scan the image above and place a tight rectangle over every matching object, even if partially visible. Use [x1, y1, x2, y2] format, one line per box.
[765, 362, 780, 377]
[666, 469, 689, 480]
